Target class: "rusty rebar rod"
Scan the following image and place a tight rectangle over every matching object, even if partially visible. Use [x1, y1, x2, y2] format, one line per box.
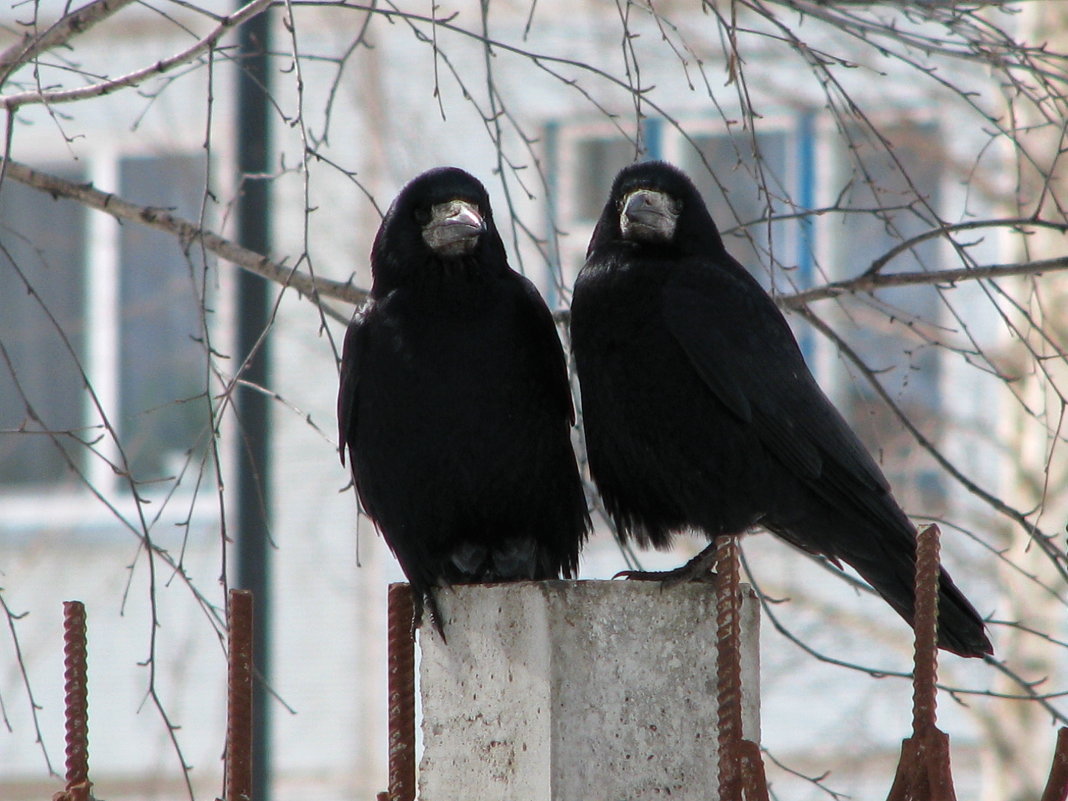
[1041, 727, 1068, 801]
[384, 583, 416, 801]
[226, 589, 255, 801]
[911, 523, 941, 738]
[716, 536, 743, 799]
[886, 524, 957, 801]
[59, 600, 92, 801]
[714, 536, 770, 801]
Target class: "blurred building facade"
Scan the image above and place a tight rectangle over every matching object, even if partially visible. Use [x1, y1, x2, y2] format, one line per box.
[1, 1, 1064, 799]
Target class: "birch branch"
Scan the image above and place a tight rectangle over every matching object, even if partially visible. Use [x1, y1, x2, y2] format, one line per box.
[0, 158, 366, 322]
[785, 257, 1068, 309]
[0, 0, 139, 80]
[0, 0, 273, 111]
[4, 157, 1067, 323]
[862, 217, 1068, 278]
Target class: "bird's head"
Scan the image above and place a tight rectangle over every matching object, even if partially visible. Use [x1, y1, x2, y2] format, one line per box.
[371, 167, 507, 294]
[420, 197, 486, 257]
[589, 161, 725, 257]
[619, 187, 681, 244]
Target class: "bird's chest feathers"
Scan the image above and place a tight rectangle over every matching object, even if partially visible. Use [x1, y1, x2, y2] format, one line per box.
[579, 264, 666, 349]
[384, 309, 494, 376]
[372, 285, 525, 415]
[575, 259, 700, 418]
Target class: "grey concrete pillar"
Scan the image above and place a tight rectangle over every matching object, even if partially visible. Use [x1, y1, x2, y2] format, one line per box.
[419, 579, 760, 801]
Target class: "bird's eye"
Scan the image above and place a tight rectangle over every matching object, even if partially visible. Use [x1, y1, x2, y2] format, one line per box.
[413, 207, 431, 226]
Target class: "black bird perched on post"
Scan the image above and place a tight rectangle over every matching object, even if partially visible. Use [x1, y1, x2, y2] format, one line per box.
[570, 161, 991, 658]
[338, 167, 590, 631]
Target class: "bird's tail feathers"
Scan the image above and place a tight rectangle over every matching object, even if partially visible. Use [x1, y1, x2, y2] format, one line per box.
[848, 548, 992, 658]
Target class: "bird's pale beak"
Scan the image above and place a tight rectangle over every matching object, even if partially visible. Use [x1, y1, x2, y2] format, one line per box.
[620, 189, 679, 243]
[422, 199, 486, 256]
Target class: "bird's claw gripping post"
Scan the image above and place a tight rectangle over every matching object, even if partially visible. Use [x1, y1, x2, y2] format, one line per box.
[614, 540, 721, 586]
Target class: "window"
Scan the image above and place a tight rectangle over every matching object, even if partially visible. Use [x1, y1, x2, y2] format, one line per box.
[572, 137, 639, 224]
[0, 167, 89, 486]
[548, 122, 641, 298]
[549, 113, 949, 513]
[548, 118, 801, 296]
[117, 155, 214, 485]
[0, 153, 214, 500]
[677, 130, 792, 291]
[827, 122, 947, 511]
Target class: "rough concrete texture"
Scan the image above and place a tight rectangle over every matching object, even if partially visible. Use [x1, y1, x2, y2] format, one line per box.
[418, 579, 759, 801]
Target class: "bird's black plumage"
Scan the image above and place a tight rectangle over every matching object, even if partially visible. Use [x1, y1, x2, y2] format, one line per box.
[570, 161, 991, 658]
[338, 167, 590, 629]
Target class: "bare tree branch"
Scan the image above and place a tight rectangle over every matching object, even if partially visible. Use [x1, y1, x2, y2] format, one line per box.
[798, 307, 1068, 584]
[7, 154, 1066, 332]
[0, 157, 364, 319]
[0, 0, 273, 111]
[0, 0, 139, 81]
[861, 217, 1068, 278]
[0, 589, 55, 776]
[786, 256, 1068, 307]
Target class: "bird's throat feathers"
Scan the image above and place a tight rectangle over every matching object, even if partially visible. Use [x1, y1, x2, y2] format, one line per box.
[373, 247, 510, 299]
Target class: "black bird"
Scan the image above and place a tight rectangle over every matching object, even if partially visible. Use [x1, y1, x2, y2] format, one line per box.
[338, 167, 590, 631]
[570, 161, 991, 657]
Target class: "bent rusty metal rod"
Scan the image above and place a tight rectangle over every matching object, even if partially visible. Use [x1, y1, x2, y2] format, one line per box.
[715, 536, 770, 801]
[1041, 727, 1068, 801]
[56, 600, 92, 801]
[226, 589, 255, 801]
[911, 523, 941, 738]
[377, 583, 416, 801]
[886, 523, 956, 801]
[716, 535, 744, 799]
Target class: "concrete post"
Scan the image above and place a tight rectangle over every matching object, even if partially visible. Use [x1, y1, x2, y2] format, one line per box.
[418, 579, 760, 801]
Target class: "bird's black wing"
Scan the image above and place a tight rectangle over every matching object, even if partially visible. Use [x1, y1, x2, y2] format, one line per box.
[337, 306, 369, 468]
[661, 258, 889, 501]
[653, 244, 989, 658]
